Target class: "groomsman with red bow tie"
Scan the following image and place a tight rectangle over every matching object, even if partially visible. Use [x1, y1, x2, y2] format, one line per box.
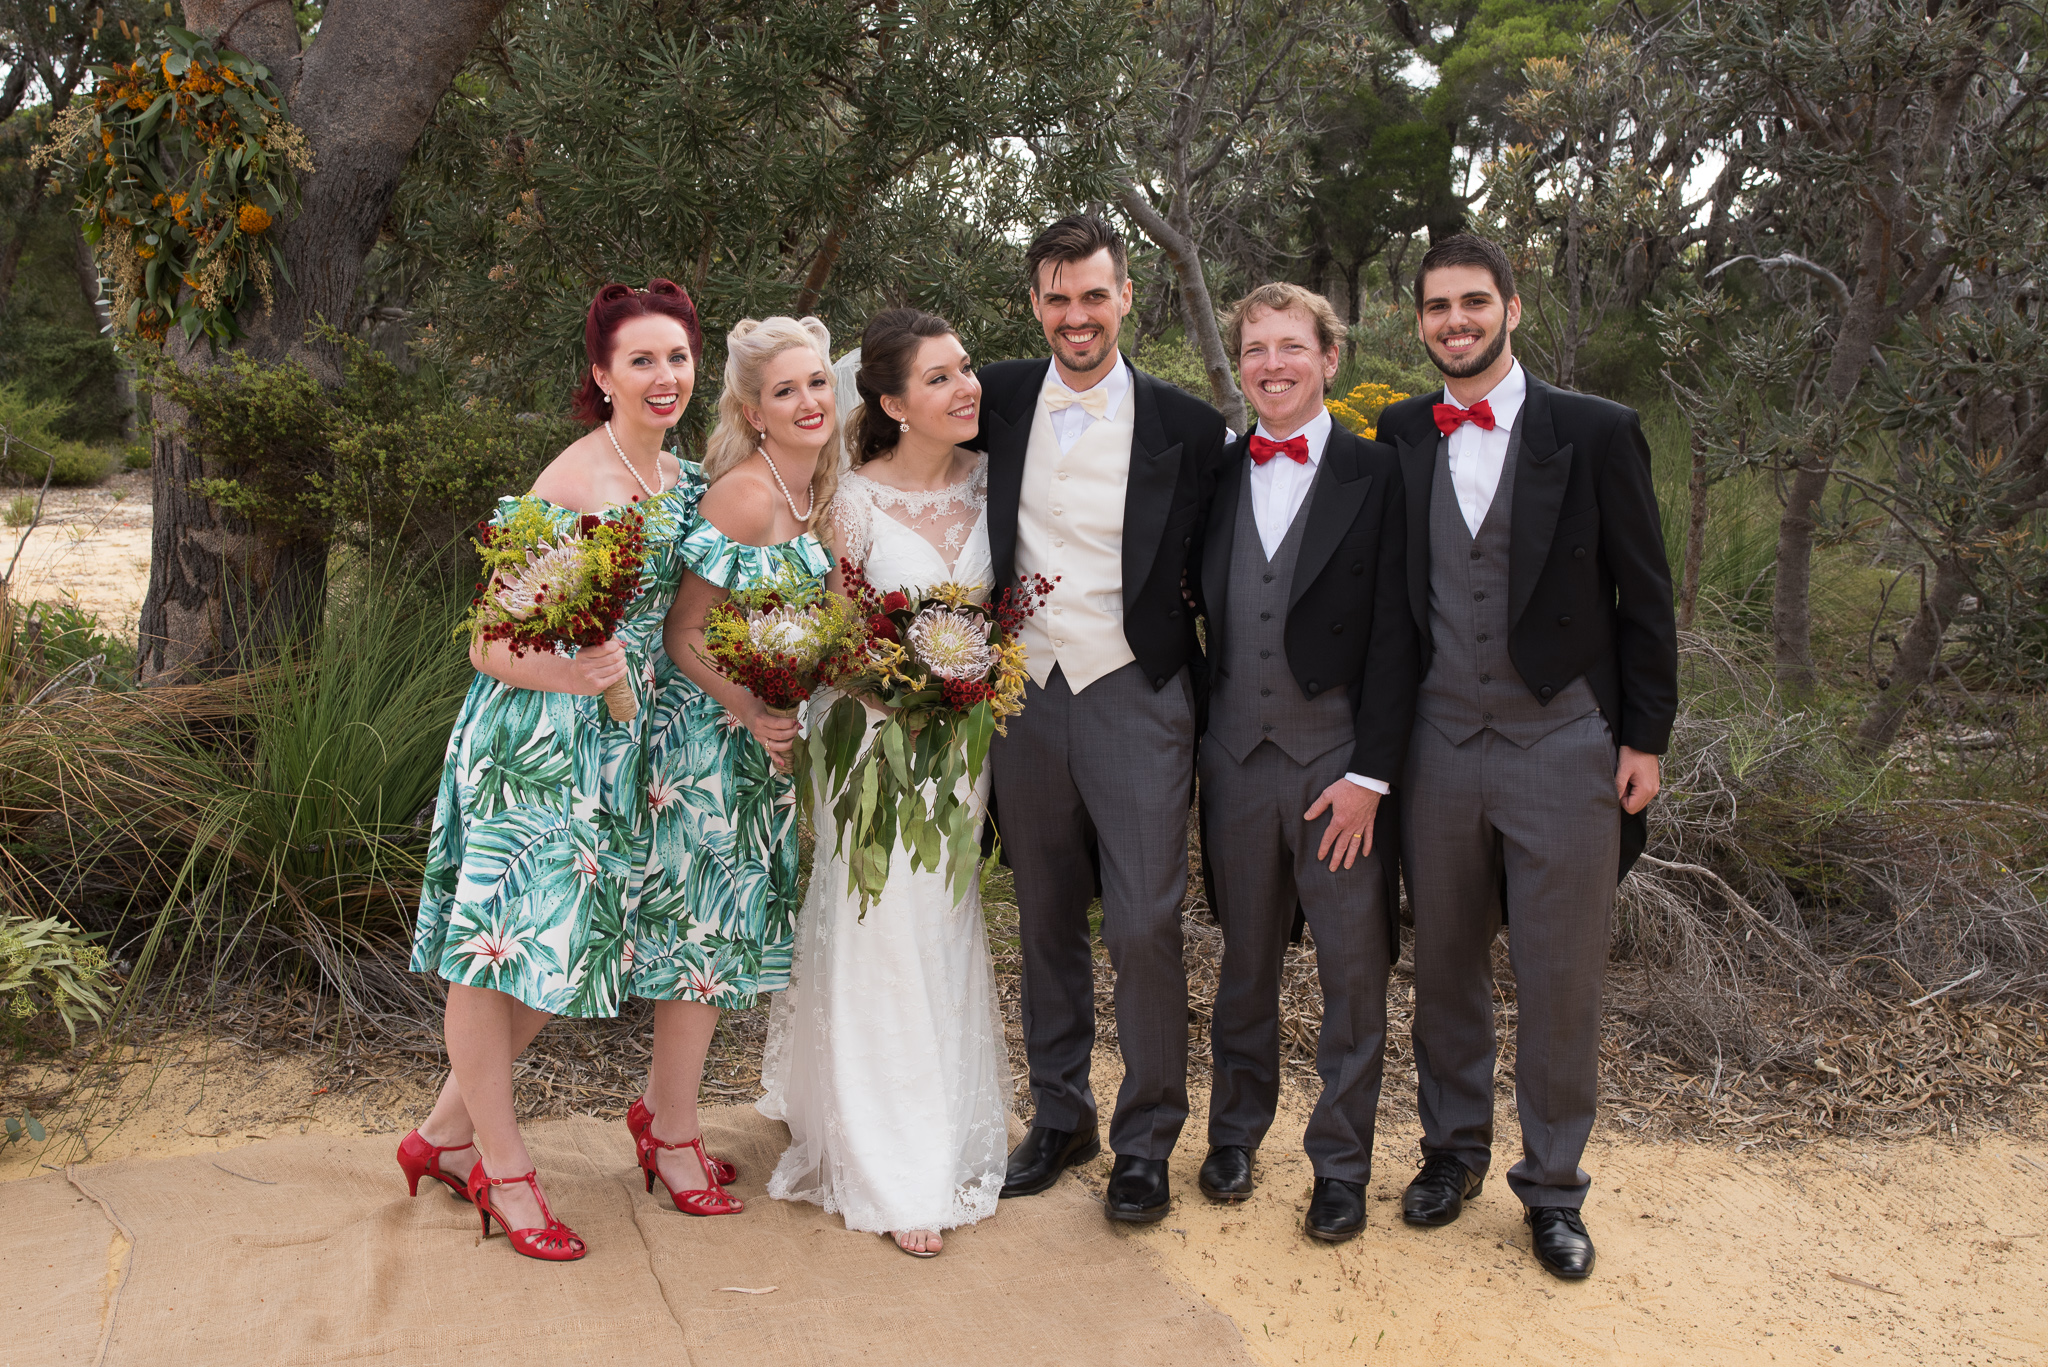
[1374, 234, 1677, 1279]
[1192, 282, 1419, 1243]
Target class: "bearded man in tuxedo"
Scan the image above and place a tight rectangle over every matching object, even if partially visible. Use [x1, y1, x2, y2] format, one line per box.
[976, 215, 1228, 1222]
[1376, 233, 1677, 1279]
[1191, 283, 1418, 1243]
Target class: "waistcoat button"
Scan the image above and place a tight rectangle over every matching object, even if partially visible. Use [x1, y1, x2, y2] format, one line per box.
[1476, 632, 1489, 642]
[1479, 673, 1491, 684]
[1260, 611, 1272, 621]
[1470, 549, 1482, 560]
[1260, 649, 1273, 659]
[1472, 590, 1486, 601]
[1330, 622, 1343, 634]
[1558, 615, 1571, 627]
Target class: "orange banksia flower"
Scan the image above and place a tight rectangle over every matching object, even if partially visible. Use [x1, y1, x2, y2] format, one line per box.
[237, 203, 272, 234]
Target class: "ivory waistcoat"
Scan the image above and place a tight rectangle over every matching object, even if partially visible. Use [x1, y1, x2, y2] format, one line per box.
[1015, 385, 1138, 691]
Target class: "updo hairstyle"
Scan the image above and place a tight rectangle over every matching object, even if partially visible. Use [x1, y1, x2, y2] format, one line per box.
[848, 308, 960, 467]
[701, 315, 839, 531]
[570, 278, 705, 425]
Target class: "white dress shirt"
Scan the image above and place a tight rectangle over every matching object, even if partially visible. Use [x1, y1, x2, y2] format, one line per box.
[1444, 360, 1527, 536]
[1042, 357, 1132, 454]
[1246, 406, 1389, 797]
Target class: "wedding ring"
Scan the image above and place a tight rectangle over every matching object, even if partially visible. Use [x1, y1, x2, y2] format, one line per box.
[1349, 833, 1362, 843]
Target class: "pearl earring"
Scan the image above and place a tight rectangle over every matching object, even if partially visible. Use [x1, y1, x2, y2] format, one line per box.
[899, 421, 910, 433]
[602, 391, 612, 405]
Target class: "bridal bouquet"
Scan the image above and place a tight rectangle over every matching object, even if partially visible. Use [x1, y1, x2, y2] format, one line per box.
[695, 568, 871, 717]
[462, 496, 649, 721]
[806, 561, 1054, 911]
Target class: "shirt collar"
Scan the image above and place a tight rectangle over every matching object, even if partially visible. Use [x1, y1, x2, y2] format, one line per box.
[1449, 360, 1526, 431]
[1041, 354, 1131, 413]
[1252, 405, 1333, 467]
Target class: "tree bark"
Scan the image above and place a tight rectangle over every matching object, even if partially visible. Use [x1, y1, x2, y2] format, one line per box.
[1116, 180, 1246, 433]
[1677, 423, 1710, 631]
[138, 0, 508, 682]
[1853, 553, 1968, 753]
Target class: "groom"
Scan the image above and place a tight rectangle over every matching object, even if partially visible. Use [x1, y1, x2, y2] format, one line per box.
[979, 214, 1228, 1222]
[1377, 233, 1676, 1279]
[1194, 283, 1417, 1243]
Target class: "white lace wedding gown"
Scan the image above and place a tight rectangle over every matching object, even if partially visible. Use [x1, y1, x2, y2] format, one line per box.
[757, 453, 1012, 1235]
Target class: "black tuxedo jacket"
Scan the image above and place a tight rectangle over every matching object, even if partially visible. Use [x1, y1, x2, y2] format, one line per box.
[977, 358, 1229, 692]
[1378, 373, 1678, 873]
[1198, 424, 1420, 785]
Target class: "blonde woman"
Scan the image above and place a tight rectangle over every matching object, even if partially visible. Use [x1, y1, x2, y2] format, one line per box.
[618, 317, 839, 1216]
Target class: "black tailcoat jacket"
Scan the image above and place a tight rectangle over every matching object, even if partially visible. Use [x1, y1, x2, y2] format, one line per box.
[1376, 373, 1679, 875]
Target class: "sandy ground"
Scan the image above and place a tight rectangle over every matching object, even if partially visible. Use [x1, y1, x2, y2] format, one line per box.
[7, 1036, 2045, 1366]
[2, 469, 154, 633]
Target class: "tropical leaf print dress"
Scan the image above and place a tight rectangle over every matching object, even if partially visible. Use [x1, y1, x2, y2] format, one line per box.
[410, 473, 706, 1018]
[625, 519, 832, 1009]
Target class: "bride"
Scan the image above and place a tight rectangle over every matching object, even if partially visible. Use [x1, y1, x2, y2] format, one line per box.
[757, 308, 1011, 1258]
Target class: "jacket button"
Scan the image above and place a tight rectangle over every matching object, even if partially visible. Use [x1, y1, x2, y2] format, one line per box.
[1540, 685, 1554, 699]
[1155, 677, 1167, 688]
[1558, 615, 1570, 627]
[1330, 622, 1343, 634]
[1306, 680, 1319, 693]
[1183, 535, 1193, 548]
[1351, 561, 1364, 575]
[1169, 609, 1181, 620]
[1574, 546, 1587, 559]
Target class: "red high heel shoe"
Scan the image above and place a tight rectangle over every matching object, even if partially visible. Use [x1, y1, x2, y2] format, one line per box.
[626, 1095, 737, 1185]
[637, 1129, 743, 1216]
[466, 1163, 587, 1261]
[395, 1129, 474, 1199]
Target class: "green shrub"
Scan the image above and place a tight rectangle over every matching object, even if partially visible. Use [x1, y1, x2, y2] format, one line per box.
[122, 444, 150, 471]
[1131, 336, 1212, 400]
[1338, 301, 1440, 398]
[11, 600, 138, 686]
[0, 909, 113, 1042]
[0, 383, 117, 486]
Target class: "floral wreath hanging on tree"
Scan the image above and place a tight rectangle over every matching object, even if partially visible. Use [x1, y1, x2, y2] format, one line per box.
[34, 25, 314, 346]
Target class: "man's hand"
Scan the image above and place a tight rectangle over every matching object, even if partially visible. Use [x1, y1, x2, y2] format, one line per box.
[1307, 781, 1382, 871]
[1616, 746, 1660, 814]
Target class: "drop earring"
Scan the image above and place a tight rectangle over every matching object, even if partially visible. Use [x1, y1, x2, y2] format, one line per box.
[899, 421, 910, 433]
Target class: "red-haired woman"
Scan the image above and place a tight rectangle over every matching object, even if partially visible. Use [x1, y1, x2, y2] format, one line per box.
[399, 280, 710, 1261]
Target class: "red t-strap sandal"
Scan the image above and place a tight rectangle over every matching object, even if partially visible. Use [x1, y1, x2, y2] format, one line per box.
[637, 1129, 744, 1216]
[466, 1164, 588, 1261]
[395, 1129, 473, 1199]
[626, 1095, 737, 1185]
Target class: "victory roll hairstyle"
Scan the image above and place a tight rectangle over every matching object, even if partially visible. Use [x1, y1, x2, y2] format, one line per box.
[571, 279, 704, 425]
[1024, 213, 1128, 296]
[1412, 233, 1517, 311]
[702, 315, 840, 531]
[848, 308, 961, 467]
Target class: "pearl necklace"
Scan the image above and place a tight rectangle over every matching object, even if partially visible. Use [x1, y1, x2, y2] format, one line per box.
[604, 420, 668, 499]
[761, 447, 815, 525]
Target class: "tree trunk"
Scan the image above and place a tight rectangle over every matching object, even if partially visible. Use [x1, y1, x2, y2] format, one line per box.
[1677, 423, 1711, 631]
[138, 0, 509, 682]
[1853, 554, 1968, 753]
[1116, 181, 1246, 433]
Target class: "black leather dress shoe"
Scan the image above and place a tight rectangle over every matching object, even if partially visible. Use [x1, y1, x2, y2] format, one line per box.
[1526, 1206, 1595, 1279]
[1304, 1177, 1366, 1243]
[1104, 1154, 1171, 1222]
[1402, 1152, 1484, 1226]
[1197, 1145, 1254, 1202]
[1001, 1115, 1101, 1198]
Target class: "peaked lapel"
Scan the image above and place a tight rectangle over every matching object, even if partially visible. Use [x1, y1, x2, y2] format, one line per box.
[1289, 427, 1374, 611]
[1201, 436, 1249, 661]
[982, 358, 1049, 589]
[1507, 375, 1573, 631]
[1394, 389, 1442, 635]
[1121, 368, 1183, 603]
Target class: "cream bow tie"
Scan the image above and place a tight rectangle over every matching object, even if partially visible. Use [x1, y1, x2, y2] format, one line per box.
[1044, 383, 1111, 419]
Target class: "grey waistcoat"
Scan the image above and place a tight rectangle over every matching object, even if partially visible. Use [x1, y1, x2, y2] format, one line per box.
[1207, 462, 1357, 767]
[1417, 420, 1599, 748]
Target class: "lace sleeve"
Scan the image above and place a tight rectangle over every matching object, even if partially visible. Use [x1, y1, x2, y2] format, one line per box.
[826, 479, 873, 571]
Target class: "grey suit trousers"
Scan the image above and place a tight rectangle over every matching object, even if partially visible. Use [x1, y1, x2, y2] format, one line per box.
[1403, 712, 1620, 1208]
[991, 662, 1197, 1159]
[1201, 739, 1391, 1185]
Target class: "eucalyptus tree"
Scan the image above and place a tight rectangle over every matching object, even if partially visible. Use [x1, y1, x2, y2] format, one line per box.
[1669, 0, 2036, 693]
[393, 0, 1128, 417]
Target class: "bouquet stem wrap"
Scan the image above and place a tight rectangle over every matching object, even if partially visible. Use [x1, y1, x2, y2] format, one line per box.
[603, 676, 639, 723]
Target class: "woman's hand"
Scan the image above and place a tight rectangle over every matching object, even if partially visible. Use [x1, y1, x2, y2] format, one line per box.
[735, 696, 801, 769]
[565, 638, 630, 695]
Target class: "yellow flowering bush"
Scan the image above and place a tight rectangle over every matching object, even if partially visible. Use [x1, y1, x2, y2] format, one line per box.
[1326, 381, 1410, 440]
[34, 26, 313, 345]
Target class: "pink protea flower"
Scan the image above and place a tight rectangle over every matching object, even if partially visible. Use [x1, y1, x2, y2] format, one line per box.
[492, 542, 588, 620]
[908, 606, 997, 681]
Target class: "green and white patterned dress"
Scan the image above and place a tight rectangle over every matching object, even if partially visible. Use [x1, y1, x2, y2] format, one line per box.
[624, 518, 832, 1010]
[410, 472, 706, 1018]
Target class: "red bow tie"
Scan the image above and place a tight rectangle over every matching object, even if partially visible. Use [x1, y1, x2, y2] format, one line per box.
[1249, 433, 1309, 466]
[1433, 398, 1497, 436]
